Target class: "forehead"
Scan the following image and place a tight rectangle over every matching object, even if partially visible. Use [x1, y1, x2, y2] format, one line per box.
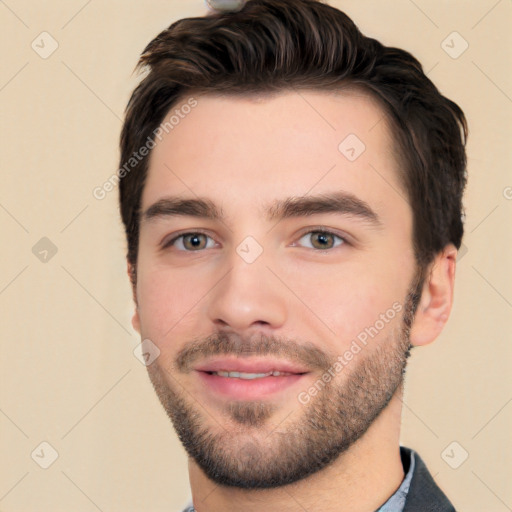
[141, 90, 405, 217]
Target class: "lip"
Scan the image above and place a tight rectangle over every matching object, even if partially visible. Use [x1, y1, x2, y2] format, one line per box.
[194, 356, 310, 400]
[194, 356, 310, 375]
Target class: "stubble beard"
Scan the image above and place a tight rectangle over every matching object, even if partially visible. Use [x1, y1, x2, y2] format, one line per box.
[146, 279, 420, 489]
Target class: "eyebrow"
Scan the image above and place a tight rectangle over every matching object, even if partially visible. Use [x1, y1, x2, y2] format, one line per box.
[265, 192, 381, 226]
[141, 191, 382, 227]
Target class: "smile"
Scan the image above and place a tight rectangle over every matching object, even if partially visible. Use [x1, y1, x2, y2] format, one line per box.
[207, 370, 297, 379]
[193, 356, 311, 399]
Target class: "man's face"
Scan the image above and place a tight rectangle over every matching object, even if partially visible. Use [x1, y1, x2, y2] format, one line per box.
[133, 90, 419, 487]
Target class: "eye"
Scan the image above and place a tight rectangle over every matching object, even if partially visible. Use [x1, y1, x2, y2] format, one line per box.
[296, 230, 345, 250]
[164, 232, 216, 251]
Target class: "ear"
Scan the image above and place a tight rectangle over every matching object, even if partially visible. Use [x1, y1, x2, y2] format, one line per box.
[127, 260, 140, 334]
[409, 244, 458, 347]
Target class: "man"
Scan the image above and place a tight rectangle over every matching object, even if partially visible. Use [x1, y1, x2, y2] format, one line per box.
[118, 0, 467, 510]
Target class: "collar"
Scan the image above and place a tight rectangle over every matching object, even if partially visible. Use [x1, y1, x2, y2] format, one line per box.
[182, 446, 455, 512]
[375, 446, 415, 512]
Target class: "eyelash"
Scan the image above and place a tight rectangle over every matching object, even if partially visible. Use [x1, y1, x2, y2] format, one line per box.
[162, 228, 349, 252]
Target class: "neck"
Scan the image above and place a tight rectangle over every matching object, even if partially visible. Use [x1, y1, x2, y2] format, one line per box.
[187, 391, 405, 512]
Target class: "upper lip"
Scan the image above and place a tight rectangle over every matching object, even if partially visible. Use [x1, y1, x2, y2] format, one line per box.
[194, 357, 310, 374]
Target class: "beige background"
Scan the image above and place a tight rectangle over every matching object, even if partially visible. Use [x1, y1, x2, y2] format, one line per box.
[1, 0, 511, 511]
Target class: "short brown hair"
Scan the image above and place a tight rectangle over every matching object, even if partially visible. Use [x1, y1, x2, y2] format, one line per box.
[119, 0, 467, 281]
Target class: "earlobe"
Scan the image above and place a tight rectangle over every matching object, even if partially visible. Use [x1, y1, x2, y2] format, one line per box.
[131, 308, 141, 334]
[127, 260, 140, 334]
[409, 244, 458, 347]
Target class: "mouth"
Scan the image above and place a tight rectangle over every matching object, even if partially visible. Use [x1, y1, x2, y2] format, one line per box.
[194, 357, 310, 400]
[204, 369, 300, 379]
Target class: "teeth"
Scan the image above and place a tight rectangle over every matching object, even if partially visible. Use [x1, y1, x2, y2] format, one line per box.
[212, 370, 293, 379]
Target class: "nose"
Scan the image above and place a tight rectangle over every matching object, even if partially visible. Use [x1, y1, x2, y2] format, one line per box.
[205, 251, 288, 334]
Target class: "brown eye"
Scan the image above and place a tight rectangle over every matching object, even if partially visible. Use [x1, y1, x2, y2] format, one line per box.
[297, 231, 345, 250]
[183, 234, 208, 250]
[166, 233, 215, 251]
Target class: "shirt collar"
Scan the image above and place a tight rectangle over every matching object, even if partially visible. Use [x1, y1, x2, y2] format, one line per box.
[375, 446, 416, 512]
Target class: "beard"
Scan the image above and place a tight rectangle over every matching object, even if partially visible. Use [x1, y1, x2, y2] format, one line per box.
[146, 272, 423, 489]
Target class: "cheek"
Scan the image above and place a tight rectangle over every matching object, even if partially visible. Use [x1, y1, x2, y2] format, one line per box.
[288, 263, 406, 348]
[136, 263, 211, 343]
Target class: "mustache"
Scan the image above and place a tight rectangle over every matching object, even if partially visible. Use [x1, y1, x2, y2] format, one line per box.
[174, 331, 334, 373]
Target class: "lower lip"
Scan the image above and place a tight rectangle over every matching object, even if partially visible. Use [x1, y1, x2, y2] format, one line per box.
[196, 371, 306, 400]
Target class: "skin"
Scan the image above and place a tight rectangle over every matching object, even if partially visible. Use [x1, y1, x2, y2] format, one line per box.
[129, 90, 457, 512]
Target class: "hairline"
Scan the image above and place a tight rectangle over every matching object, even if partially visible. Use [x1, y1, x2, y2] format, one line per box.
[147, 83, 412, 206]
